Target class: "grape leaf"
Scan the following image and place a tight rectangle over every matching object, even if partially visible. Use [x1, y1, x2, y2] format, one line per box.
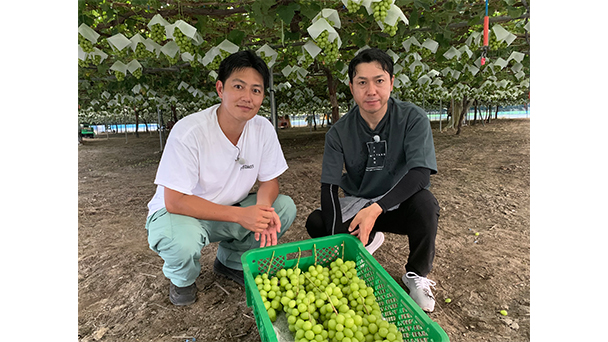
[227, 30, 245, 46]
[277, 2, 300, 25]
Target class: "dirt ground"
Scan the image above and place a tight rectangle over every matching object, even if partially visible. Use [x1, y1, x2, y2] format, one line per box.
[78, 118, 530, 342]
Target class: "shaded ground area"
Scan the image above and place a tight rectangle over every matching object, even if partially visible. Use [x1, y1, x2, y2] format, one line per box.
[78, 119, 530, 341]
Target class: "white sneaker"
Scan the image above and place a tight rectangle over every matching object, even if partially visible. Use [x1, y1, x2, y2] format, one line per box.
[365, 232, 384, 255]
[402, 272, 436, 312]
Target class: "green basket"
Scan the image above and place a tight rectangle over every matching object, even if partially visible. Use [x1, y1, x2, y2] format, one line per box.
[241, 234, 449, 342]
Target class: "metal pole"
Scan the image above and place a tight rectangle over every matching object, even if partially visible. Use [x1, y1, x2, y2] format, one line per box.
[439, 99, 442, 132]
[269, 66, 277, 132]
[157, 107, 164, 152]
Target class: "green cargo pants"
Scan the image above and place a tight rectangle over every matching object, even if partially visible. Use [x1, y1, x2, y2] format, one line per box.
[145, 193, 296, 287]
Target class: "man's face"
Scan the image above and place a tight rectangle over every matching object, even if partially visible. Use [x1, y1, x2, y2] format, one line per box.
[349, 61, 394, 119]
[216, 67, 265, 123]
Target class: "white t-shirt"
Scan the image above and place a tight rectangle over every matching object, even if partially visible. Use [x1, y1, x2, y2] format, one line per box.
[146, 104, 288, 217]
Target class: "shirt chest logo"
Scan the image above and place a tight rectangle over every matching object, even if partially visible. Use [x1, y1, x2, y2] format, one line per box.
[240, 164, 255, 170]
[366, 139, 386, 171]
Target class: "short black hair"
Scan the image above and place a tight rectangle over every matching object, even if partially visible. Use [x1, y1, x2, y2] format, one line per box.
[217, 50, 270, 90]
[348, 48, 394, 83]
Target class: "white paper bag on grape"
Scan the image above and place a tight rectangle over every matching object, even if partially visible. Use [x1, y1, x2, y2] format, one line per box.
[166, 20, 198, 39]
[402, 36, 421, 51]
[420, 38, 439, 54]
[78, 46, 88, 61]
[129, 34, 147, 52]
[107, 33, 132, 52]
[145, 38, 162, 57]
[281, 65, 293, 78]
[132, 84, 142, 94]
[161, 41, 180, 59]
[148, 14, 170, 28]
[307, 18, 342, 49]
[382, 4, 407, 26]
[312, 9, 341, 29]
[218, 39, 239, 54]
[78, 23, 100, 44]
[203, 46, 221, 67]
[303, 40, 322, 59]
[181, 52, 195, 62]
[127, 60, 142, 74]
[90, 48, 108, 64]
[256, 44, 278, 68]
[110, 61, 128, 73]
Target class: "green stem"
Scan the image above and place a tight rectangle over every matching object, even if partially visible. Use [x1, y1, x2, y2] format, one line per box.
[266, 250, 275, 276]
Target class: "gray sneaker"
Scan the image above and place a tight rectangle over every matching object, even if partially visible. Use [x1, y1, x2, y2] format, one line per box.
[365, 231, 385, 255]
[402, 272, 436, 312]
[169, 282, 197, 306]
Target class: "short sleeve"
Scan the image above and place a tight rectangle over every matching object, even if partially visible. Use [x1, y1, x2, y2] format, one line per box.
[257, 120, 288, 182]
[403, 110, 438, 174]
[154, 128, 201, 195]
[320, 128, 344, 185]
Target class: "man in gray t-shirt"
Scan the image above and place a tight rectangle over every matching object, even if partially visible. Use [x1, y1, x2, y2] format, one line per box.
[305, 48, 440, 312]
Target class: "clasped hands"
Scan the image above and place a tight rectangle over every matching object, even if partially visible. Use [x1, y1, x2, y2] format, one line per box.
[240, 205, 281, 248]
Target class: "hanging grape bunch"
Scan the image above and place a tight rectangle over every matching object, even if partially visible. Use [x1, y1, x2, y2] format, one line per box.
[301, 49, 315, 67]
[134, 42, 150, 59]
[259, 51, 273, 66]
[382, 22, 399, 37]
[78, 33, 95, 53]
[172, 27, 195, 55]
[78, 58, 90, 68]
[91, 54, 102, 66]
[150, 23, 166, 44]
[189, 55, 200, 68]
[254, 258, 405, 342]
[114, 70, 125, 82]
[347, 0, 362, 14]
[315, 28, 340, 64]
[207, 49, 231, 71]
[372, 0, 392, 22]
[132, 68, 143, 79]
[165, 52, 180, 65]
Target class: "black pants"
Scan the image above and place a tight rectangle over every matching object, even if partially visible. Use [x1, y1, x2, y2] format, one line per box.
[305, 189, 440, 277]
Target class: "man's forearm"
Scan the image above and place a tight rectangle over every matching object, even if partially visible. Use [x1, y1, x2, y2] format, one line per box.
[256, 178, 280, 207]
[164, 186, 242, 223]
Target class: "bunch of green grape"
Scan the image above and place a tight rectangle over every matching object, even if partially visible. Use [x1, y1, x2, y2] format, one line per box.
[347, 0, 362, 14]
[315, 30, 340, 64]
[91, 54, 102, 65]
[78, 58, 90, 68]
[372, 0, 392, 22]
[134, 42, 152, 59]
[114, 70, 125, 82]
[78, 33, 95, 53]
[150, 23, 166, 44]
[172, 27, 195, 55]
[254, 258, 405, 342]
[382, 23, 398, 37]
[207, 49, 231, 71]
[132, 68, 143, 79]
[164, 52, 180, 65]
[189, 55, 201, 68]
[259, 51, 273, 66]
[301, 49, 315, 67]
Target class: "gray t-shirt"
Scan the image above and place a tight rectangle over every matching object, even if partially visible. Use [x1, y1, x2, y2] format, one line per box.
[321, 97, 437, 199]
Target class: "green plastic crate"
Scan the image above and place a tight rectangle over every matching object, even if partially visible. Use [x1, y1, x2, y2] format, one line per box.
[241, 234, 449, 342]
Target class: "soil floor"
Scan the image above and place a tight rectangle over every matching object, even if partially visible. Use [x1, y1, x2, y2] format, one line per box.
[78, 119, 530, 342]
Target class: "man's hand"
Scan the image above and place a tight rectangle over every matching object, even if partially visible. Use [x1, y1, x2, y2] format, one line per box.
[238, 205, 276, 233]
[348, 203, 383, 246]
[255, 210, 281, 248]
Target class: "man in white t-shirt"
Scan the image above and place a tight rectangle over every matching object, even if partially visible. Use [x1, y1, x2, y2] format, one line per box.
[145, 50, 297, 306]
